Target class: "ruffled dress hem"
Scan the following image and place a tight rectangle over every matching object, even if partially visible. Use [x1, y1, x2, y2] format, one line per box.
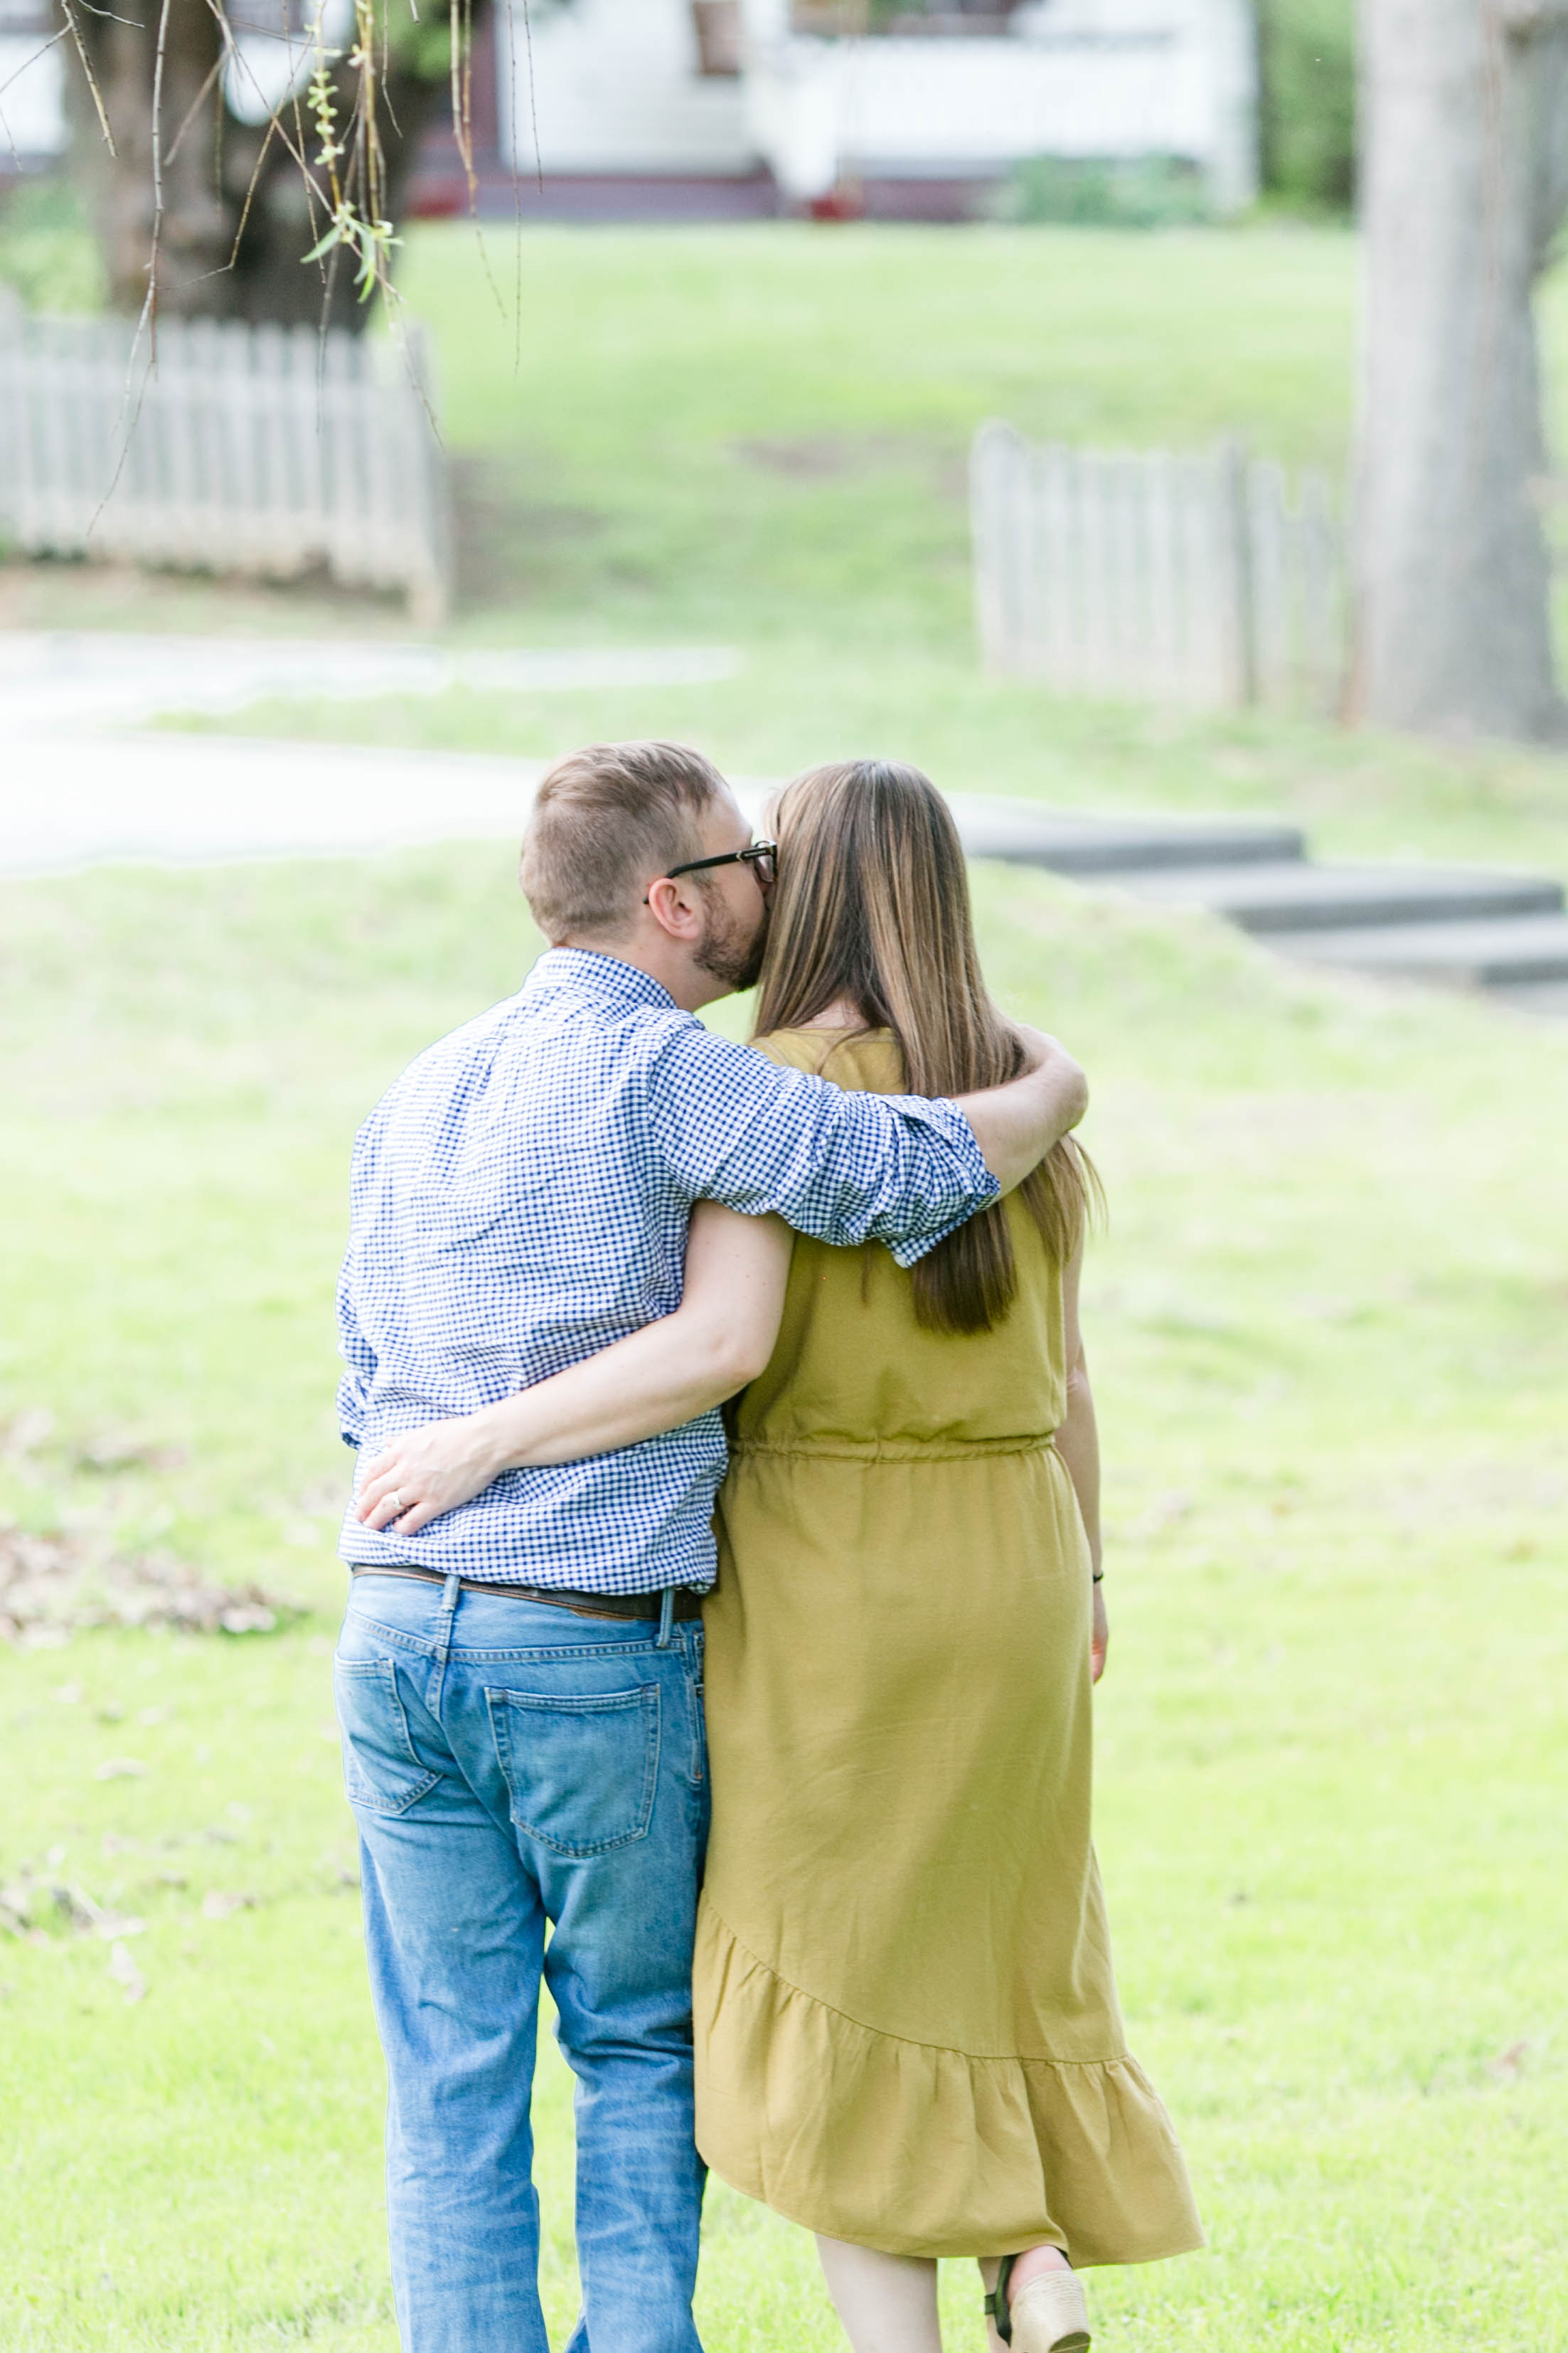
[693, 1900, 1207, 2268]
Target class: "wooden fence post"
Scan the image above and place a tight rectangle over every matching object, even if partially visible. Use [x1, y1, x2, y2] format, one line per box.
[1218, 434, 1259, 707]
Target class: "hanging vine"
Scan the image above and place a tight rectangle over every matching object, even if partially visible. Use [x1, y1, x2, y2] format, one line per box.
[35, 0, 530, 327]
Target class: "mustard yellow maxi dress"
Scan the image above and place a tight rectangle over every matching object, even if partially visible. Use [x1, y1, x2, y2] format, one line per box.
[693, 1031, 1203, 2267]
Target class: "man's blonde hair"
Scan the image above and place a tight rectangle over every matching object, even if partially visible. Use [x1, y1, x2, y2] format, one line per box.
[520, 740, 728, 942]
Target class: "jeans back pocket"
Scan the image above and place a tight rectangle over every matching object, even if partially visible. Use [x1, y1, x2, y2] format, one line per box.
[487, 1683, 660, 1857]
[334, 1656, 442, 1817]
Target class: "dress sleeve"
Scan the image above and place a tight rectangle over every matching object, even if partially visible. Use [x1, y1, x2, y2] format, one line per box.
[644, 1021, 997, 1268]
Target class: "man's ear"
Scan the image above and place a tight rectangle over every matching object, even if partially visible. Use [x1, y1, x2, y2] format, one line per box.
[644, 876, 703, 942]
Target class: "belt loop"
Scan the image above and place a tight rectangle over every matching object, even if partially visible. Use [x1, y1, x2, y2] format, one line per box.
[438, 1571, 462, 1662]
[656, 1586, 676, 1650]
[427, 1571, 462, 1714]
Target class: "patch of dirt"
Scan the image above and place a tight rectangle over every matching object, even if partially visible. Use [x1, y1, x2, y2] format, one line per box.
[0, 1866, 148, 1947]
[449, 455, 604, 608]
[733, 435, 861, 479]
[1, 1524, 302, 1645]
[0, 552, 409, 635]
[731, 432, 964, 494]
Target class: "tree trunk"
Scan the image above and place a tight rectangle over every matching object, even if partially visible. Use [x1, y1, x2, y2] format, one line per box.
[63, 4, 478, 330]
[1353, 0, 1568, 738]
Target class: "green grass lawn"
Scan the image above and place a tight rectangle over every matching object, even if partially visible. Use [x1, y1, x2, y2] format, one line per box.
[123, 220, 1568, 886]
[4, 217, 1567, 2350]
[3, 843, 1566, 2352]
[403, 221, 1358, 644]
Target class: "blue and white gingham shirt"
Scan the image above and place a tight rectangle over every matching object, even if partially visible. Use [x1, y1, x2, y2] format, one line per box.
[336, 950, 998, 1590]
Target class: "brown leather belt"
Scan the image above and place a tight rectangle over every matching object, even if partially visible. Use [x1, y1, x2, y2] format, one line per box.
[349, 1563, 704, 1622]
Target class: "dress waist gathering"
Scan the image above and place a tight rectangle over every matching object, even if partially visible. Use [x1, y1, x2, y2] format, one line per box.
[728, 1433, 1059, 1464]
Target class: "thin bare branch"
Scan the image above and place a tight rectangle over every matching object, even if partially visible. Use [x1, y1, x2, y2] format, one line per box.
[57, 0, 116, 154]
[225, 110, 279, 266]
[145, 0, 177, 346]
[519, 0, 541, 195]
[163, 48, 225, 165]
[447, 0, 474, 199]
[0, 24, 69, 108]
[198, 0, 323, 225]
[85, 285, 157, 543]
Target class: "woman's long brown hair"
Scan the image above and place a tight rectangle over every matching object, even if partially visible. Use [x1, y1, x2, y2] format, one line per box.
[753, 760, 1102, 1336]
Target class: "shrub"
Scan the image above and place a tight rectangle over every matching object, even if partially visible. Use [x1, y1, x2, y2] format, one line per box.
[994, 155, 1211, 230]
[0, 175, 105, 312]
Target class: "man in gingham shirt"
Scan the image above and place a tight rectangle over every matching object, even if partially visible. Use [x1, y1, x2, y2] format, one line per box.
[331, 743, 1087, 2353]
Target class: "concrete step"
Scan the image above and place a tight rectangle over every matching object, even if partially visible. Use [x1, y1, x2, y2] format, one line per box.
[942, 790, 1568, 1014]
[1113, 859, 1565, 935]
[1270, 912, 1568, 987]
[946, 797, 1306, 875]
[1490, 978, 1568, 1017]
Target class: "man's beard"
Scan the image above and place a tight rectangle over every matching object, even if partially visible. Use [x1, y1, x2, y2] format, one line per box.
[694, 889, 770, 994]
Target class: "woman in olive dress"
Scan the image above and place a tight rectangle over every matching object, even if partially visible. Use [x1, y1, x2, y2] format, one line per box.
[690, 763, 1201, 2353]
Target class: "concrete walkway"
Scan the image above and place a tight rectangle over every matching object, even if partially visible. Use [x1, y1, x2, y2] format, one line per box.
[4, 630, 1563, 1014]
[0, 633, 735, 873]
[0, 632, 739, 738]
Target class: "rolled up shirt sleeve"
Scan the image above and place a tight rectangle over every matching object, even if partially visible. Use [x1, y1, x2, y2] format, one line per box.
[645, 1023, 998, 1265]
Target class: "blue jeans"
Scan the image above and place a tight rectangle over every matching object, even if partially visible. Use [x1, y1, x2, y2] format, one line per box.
[334, 1572, 710, 2353]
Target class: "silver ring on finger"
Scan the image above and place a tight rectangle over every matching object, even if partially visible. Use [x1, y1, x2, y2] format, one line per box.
[386, 1490, 405, 1514]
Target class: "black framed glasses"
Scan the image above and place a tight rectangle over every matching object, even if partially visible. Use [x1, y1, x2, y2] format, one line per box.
[654, 839, 777, 893]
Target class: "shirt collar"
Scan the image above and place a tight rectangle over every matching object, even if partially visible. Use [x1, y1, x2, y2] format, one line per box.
[522, 948, 679, 1017]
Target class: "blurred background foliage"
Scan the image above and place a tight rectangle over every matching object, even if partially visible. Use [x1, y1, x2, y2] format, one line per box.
[1257, 0, 1358, 213]
[0, 176, 105, 314]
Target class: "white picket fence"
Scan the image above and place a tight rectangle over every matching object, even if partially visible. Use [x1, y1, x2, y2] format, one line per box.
[971, 420, 1343, 714]
[0, 304, 452, 622]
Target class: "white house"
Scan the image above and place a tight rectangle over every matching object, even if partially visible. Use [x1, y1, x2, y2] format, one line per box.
[496, 0, 1257, 216]
[0, 0, 1258, 219]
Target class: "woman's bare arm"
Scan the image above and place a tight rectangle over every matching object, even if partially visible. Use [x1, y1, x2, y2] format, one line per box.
[1053, 1236, 1109, 1682]
[355, 1204, 794, 1539]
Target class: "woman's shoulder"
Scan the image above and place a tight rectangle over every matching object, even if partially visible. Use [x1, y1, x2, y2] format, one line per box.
[750, 1026, 835, 1075]
[752, 1027, 905, 1092]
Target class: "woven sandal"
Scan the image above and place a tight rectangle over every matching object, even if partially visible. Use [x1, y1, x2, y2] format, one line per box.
[985, 2253, 1091, 2353]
